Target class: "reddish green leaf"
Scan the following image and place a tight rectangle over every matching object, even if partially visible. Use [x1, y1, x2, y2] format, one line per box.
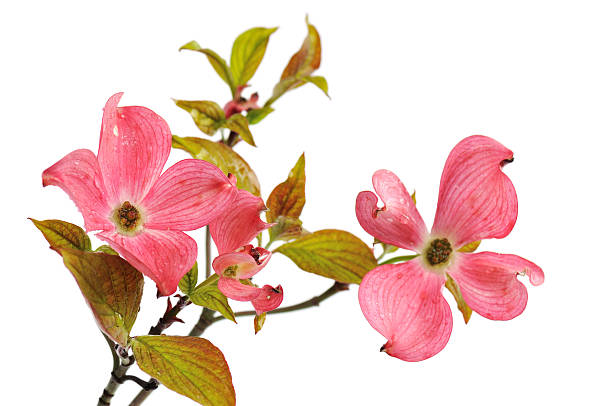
[230, 27, 277, 86]
[254, 313, 266, 334]
[174, 100, 226, 136]
[445, 274, 473, 324]
[58, 248, 143, 346]
[133, 335, 235, 406]
[180, 41, 236, 96]
[30, 218, 91, 251]
[281, 17, 321, 80]
[224, 114, 255, 147]
[266, 17, 326, 105]
[190, 274, 236, 323]
[275, 229, 377, 284]
[266, 153, 306, 241]
[172, 135, 261, 196]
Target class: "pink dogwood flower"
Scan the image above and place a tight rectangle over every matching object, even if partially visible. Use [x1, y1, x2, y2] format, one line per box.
[356, 135, 544, 362]
[209, 184, 283, 314]
[43, 93, 237, 296]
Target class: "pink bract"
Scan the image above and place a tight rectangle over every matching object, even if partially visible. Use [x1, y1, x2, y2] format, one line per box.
[43, 93, 237, 295]
[209, 188, 283, 313]
[355, 135, 544, 362]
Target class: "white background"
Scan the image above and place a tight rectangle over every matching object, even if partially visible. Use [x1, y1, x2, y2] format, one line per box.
[2, 1, 611, 405]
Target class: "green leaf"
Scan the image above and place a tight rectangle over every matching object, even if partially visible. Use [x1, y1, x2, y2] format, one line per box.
[224, 114, 255, 146]
[254, 313, 266, 335]
[230, 27, 277, 86]
[378, 254, 418, 265]
[132, 335, 236, 406]
[266, 153, 306, 242]
[304, 76, 329, 98]
[445, 274, 472, 324]
[179, 262, 199, 295]
[172, 135, 261, 196]
[267, 216, 309, 243]
[30, 218, 91, 251]
[459, 240, 481, 253]
[58, 248, 143, 347]
[374, 238, 399, 257]
[95, 245, 118, 255]
[275, 229, 377, 284]
[179, 41, 236, 96]
[246, 106, 274, 125]
[174, 100, 226, 136]
[190, 274, 236, 323]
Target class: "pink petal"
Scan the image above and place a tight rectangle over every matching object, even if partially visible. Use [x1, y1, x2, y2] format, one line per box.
[431, 135, 518, 248]
[448, 252, 544, 321]
[212, 246, 271, 279]
[42, 149, 112, 232]
[251, 285, 283, 314]
[97, 93, 172, 204]
[218, 277, 261, 301]
[356, 170, 428, 251]
[210, 189, 271, 254]
[97, 229, 197, 296]
[358, 261, 452, 362]
[141, 159, 237, 231]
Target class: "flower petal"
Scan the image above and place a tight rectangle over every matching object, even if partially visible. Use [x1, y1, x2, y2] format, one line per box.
[431, 135, 518, 248]
[356, 170, 428, 251]
[141, 159, 237, 231]
[218, 277, 261, 301]
[448, 252, 544, 321]
[97, 229, 197, 296]
[212, 246, 271, 279]
[358, 261, 452, 362]
[210, 189, 271, 254]
[251, 285, 283, 314]
[42, 149, 112, 232]
[97, 93, 172, 204]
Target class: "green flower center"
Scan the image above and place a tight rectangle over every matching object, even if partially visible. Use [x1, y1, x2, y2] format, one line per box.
[426, 238, 452, 266]
[223, 265, 238, 278]
[114, 201, 141, 233]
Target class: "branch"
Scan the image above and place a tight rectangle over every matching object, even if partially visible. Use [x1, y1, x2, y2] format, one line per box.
[97, 346, 133, 406]
[212, 281, 350, 323]
[96, 295, 191, 405]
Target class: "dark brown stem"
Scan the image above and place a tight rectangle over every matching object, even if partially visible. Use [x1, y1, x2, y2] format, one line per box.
[148, 295, 191, 335]
[225, 130, 240, 147]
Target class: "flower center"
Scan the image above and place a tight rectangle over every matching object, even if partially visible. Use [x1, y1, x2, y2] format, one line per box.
[426, 238, 452, 266]
[223, 265, 238, 278]
[114, 201, 142, 233]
